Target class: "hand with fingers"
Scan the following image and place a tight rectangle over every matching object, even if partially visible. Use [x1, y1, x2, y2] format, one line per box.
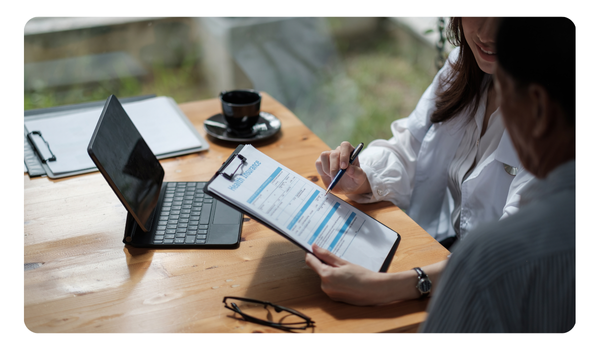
[315, 141, 371, 195]
[305, 244, 394, 306]
[305, 243, 445, 306]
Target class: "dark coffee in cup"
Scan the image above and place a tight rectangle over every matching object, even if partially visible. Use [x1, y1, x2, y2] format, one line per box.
[220, 90, 261, 133]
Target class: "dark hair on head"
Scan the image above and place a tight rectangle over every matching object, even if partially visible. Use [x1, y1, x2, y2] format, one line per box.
[496, 17, 575, 125]
[431, 17, 490, 123]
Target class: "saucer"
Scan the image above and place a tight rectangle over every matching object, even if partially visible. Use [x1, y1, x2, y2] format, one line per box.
[204, 111, 281, 142]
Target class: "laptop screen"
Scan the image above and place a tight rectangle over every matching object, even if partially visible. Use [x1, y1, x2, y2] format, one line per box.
[88, 95, 164, 231]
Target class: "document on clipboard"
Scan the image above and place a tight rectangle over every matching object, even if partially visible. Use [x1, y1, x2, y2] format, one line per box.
[204, 144, 400, 272]
[24, 96, 209, 179]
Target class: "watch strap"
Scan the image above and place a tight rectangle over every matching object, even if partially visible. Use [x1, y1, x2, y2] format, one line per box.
[413, 267, 431, 298]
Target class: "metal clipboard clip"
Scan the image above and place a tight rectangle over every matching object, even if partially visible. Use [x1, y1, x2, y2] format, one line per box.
[26, 131, 57, 163]
[221, 153, 247, 181]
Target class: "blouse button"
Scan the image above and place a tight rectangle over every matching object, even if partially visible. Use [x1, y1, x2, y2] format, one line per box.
[377, 189, 384, 196]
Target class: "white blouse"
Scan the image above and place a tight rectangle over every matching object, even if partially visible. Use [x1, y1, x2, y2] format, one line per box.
[348, 48, 534, 241]
[448, 81, 504, 236]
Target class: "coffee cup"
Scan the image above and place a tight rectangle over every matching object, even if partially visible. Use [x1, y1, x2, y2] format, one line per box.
[220, 89, 262, 134]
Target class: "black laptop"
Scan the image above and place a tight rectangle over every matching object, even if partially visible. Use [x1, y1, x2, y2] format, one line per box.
[87, 95, 243, 249]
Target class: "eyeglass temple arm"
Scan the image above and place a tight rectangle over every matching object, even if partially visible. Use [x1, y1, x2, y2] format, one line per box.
[223, 297, 314, 324]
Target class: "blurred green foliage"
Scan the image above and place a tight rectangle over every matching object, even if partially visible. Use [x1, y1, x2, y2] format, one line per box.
[24, 18, 437, 150]
[24, 53, 209, 110]
[306, 19, 437, 148]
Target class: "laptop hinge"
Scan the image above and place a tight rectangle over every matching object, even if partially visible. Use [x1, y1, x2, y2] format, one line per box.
[124, 213, 136, 243]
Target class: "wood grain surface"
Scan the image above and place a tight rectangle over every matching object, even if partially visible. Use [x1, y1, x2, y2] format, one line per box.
[24, 93, 448, 333]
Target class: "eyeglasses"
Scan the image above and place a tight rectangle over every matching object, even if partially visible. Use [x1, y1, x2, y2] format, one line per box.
[223, 296, 315, 331]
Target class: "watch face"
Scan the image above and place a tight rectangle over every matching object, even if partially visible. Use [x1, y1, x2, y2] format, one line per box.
[418, 278, 432, 293]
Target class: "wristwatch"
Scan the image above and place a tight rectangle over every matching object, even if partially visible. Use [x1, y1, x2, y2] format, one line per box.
[413, 267, 432, 298]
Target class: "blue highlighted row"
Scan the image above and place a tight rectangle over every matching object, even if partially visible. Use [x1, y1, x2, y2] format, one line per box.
[287, 190, 320, 230]
[308, 202, 340, 245]
[247, 167, 282, 204]
[328, 212, 356, 251]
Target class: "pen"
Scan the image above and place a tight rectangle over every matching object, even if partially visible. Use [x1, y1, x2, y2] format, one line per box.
[325, 142, 364, 195]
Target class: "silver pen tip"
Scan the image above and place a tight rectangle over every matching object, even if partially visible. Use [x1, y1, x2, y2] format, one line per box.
[325, 189, 330, 195]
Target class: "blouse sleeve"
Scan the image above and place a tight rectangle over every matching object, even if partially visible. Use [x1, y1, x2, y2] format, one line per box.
[346, 119, 421, 209]
[347, 48, 459, 209]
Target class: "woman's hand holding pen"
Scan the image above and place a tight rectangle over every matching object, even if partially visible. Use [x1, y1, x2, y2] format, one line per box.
[315, 141, 371, 195]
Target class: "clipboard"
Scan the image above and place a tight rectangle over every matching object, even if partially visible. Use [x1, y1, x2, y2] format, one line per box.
[24, 95, 210, 179]
[24, 95, 157, 177]
[204, 144, 400, 273]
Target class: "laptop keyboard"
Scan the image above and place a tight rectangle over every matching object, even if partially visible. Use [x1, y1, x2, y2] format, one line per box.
[153, 182, 213, 245]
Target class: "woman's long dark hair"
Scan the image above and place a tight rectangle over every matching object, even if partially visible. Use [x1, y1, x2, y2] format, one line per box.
[430, 17, 490, 123]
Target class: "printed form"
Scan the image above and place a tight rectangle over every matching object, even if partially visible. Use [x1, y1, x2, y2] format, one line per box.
[207, 145, 399, 272]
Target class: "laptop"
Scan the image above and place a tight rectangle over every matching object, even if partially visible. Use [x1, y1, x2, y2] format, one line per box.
[87, 95, 243, 249]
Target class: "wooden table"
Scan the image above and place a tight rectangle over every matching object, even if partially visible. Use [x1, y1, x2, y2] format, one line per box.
[24, 93, 449, 333]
